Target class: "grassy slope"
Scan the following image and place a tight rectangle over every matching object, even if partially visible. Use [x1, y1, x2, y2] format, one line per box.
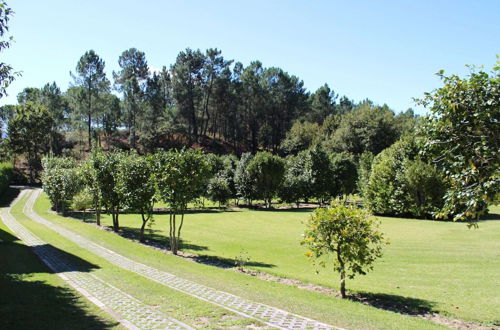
[13, 193, 260, 329]
[34, 193, 442, 330]
[0, 192, 121, 329]
[72, 195, 499, 326]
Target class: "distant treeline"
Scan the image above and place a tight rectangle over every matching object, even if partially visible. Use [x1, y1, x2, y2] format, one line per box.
[0, 47, 418, 162]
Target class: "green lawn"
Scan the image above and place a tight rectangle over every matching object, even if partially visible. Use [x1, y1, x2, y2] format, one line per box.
[33, 191, 442, 329]
[61, 194, 500, 326]
[0, 190, 121, 330]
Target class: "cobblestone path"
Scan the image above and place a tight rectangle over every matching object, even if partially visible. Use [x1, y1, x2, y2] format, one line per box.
[1, 189, 193, 330]
[25, 188, 340, 330]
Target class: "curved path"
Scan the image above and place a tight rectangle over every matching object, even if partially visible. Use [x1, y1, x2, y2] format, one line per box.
[1, 189, 193, 330]
[25, 188, 340, 330]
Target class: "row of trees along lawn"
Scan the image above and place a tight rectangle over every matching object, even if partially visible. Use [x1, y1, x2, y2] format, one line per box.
[0, 47, 418, 177]
[41, 146, 371, 252]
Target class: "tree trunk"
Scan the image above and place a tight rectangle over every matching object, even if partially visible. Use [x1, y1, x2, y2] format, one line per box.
[112, 211, 119, 232]
[340, 270, 346, 298]
[177, 212, 185, 251]
[172, 214, 177, 255]
[140, 213, 148, 242]
[337, 251, 347, 298]
[96, 208, 101, 226]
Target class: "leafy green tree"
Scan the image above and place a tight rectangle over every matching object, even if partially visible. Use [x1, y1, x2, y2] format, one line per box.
[280, 121, 321, 155]
[100, 93, 122, 146]
[324, 103, 399, 155]
[141, 68, 173, 151]
[234, 152, 256, 204]
[207, 174, 232, 208]
[42, 157, 82, 214]
[91, 149, 124, 231]
[7, 102, 54, 181]
[364, 136, 446, 218]
[418, 63, 500, 222]
[0, 1, 18, 98]
[114, 48, 149, 149]
[279, 152, 313, 207]
[81, 155, 102, 225]
[170, 48, 205, 140]
[302, 202, 386, 298]
[330, 152, 358, 198]
[153, 149, 210, 254]
[305, 83, 337, 124]
[71, 50, 110, 150]
[357, 151, 374, 197]
[117, 153, 156, 242]
[247, 151, 285, 208]
[308, 146, 334, 204]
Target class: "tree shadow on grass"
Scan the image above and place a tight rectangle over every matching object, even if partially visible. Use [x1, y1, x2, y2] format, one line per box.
[350, 291, 436, 316]
[189, 254, 276, 269]
[117, 225, 209, 252]
[478, 210, 500, 222]
[0, 229, 115, 329]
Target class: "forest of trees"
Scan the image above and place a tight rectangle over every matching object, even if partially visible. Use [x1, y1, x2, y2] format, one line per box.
[0, 47, 418, 164]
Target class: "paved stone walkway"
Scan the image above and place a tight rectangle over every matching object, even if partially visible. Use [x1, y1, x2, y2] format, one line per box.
[24, 188, 340, 330]
[1, 189, 193, 330]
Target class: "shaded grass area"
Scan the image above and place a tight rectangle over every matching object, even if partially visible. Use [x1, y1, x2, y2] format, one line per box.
[12, 191, 262, 329]
[69, 195, 500, 326]
[0, 189, 120, 330]
[35, 193, 443, 329]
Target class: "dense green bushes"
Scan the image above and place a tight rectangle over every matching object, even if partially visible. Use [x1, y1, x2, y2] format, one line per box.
[364, 137, 446, 218]
[0, 162, 13, 195]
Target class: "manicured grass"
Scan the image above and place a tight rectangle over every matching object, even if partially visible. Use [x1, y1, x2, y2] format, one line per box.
[0, 190, 121, 330]
[33, 192, 443, 329]
[61, 193, 500, 326]
[11, 191, 260, 329]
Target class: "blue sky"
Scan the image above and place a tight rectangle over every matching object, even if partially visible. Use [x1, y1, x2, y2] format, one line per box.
[1, 0, 499, 114]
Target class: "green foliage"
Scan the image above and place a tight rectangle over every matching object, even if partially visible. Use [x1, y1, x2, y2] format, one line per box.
[71, 188, 93, 211]
[0, 1, 18, 99]
[117, 153, 156, 241]
[71, 50, 110, 150]
[207, 174, 232, 207]
[7, 102, 54, 181]
[42, 157, 82, 213]
[90, 148, 124, 231]
[280, 121, 321, 155]
[247, 151, 285, 208]
[418, 62, 500, 222]
[364, 137, 446, 218]
[279, 152, 313, 205]
[357, 151, 374, 197]
[153, 148, 210, 253]
[0, 162, 12, 194]
[308, 146, 334, 203]
[302, 202, 386, 298]
[324, 103, 399, 155]
[330, 152, 358, 197]
[234, 152, 256, 204]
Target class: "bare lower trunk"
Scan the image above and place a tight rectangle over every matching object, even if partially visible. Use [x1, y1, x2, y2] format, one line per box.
[140, 213, 148, 242]
[112, 211, 119, 232]
[337, 251, 347, 298]
[95, 207, 101, 226]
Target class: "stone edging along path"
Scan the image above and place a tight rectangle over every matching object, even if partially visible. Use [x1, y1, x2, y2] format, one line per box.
[1, 189, 193, 330]
[25, 188, 341, 330]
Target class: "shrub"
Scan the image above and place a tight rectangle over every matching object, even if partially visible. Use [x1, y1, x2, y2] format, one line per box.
[302, 202, 386, 298]
[247, 151, 285, 208]
[42, 157, 82, 213]
[364, 136, 446, 218]
[0, 162, 13, 195]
